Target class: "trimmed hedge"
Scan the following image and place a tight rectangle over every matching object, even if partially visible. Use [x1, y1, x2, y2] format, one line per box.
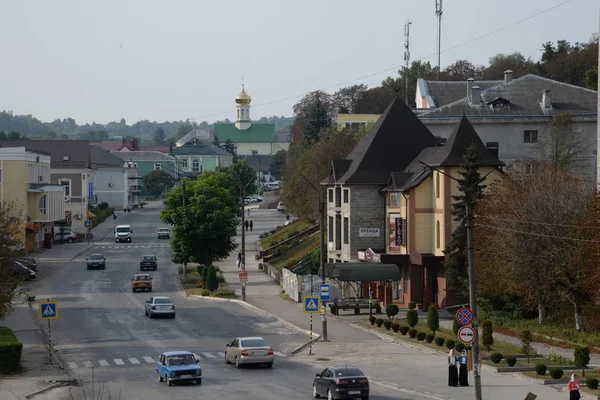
[416, 332, 426, 341]
[455, 342, 465, 352]
[435, 337, 445, 347]
[535, 363, 547, 376]
[408, 329, 417, 338]
[549, 368, 564, 379]
[210, 290, 236, 299]
[446, 339, 456, 350]
[490, 353, 503, 364]
[0, 327, 22, 373]
[506, 356, 517, 367]
[399, 326, 410, 335]
[425, 334, 435, 343]
[375, 318, 384, 327]
[369, 316, 376, 325]
[391, 323, 400, 333]
[587, 378, 599, 390]
[383, 320, 392, 330]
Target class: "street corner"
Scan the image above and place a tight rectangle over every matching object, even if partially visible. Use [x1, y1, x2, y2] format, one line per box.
[0, 377, 76, 400]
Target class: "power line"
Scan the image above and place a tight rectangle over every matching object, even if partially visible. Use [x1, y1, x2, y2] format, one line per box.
[477, 215, 600, 230]
[477, 223, 600, 243]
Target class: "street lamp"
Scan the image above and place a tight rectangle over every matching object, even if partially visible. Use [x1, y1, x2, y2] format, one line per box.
[240, 175, 256, 302]
[297, 172, 327, 342]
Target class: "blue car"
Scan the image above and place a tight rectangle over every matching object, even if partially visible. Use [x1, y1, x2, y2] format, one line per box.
[156, 351, 202, 386]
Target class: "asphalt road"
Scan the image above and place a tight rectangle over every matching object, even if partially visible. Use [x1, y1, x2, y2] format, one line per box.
[26, 206, 414, 400]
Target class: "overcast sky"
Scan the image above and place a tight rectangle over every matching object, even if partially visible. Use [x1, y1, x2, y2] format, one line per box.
[0, 0, 598, 125]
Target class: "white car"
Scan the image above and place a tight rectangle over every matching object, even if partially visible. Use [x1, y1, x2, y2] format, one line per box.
[54, 230, 77, 243]
[276, 202, 286, 212]
[145, 296, 176, 318]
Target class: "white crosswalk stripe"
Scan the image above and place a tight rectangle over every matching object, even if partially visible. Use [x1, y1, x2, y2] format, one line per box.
[217, 352, 225, 358]
[129, 357, 140, 364]
[67, 362, 77, 369]
[83, 361, 93, 368]
[144, 356, 155, 363]
[114, 358, 125, 365]
[98, 360, 109, 366]
[202, 352, 215, 358]
[274, 351, 286, 357]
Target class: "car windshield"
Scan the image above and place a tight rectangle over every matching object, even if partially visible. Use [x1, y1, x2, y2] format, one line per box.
[142, 256, 155, 261]
[89, 254, 104, 260]
[158, 229, 168, 232]
[134, 275, 150, 281]
[166, 355, 195, 366]
[241, 339, 269, 348]
[154, 298, 172, 304]
[116, 227, 130, 233]
[335, 368, 364, 377]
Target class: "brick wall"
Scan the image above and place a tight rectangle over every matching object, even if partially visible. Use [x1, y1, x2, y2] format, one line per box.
[348, 185, 386, 259]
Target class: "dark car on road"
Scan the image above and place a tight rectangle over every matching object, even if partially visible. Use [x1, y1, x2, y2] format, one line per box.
[15, 258, 38, 272]
[312, 366, 369, 400]
[140, 255, 157, 271]
[86, 254, 106, 270]
[10, 260, 37, 281]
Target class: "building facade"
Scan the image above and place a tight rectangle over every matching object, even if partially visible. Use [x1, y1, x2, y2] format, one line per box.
[91, 146, 139, 208]
[111, 151, 179, 197]
[336, 114, 381, 130]
[172, 137, 233, 173]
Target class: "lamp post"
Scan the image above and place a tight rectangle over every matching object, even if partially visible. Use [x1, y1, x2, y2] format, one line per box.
[298, 172, 327, 342]
[240, 175, 256, 302]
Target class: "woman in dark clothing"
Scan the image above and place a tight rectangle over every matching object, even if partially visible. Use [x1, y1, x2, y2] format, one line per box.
[244, 220, 249, 231]
[459, 350, 469, 386]
[448, 349, 459, 387]
[250, 220, 253, 231]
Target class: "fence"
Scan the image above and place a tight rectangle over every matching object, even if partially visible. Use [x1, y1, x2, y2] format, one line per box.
[281, 268, 345, 303]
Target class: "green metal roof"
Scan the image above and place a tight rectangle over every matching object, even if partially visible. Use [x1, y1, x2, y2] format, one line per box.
[172, 139, 231, 156]
[213, 123, 275, 143]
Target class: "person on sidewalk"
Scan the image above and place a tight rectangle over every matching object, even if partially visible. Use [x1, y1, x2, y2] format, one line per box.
[245, 220, 249, 231]
[250, 220, 253, 231]
[567, 373, 581, 400]
[458, 349, 469, 386]
[448, 349, 459, 387]
[113, 211, 117, 220]
[247, 208, 251, 217]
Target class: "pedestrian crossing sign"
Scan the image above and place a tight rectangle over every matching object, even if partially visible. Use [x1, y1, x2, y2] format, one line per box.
[303, 295, 320, 314]
[39, 301, 58, 320]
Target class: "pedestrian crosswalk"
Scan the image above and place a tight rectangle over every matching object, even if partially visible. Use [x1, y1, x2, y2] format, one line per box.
[93, 244, 171, 250]
[64, 351, 287, 370]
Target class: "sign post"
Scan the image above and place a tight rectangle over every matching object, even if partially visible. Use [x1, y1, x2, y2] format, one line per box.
[456, 307, 474, 326]
[39, 300, 58, 365]
[303, 296, 320, 355]
[458, 325, 476, 345]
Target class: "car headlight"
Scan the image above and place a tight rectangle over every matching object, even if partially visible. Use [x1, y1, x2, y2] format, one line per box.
[170, 372, 176, 378]
[196, 369, 201, 375]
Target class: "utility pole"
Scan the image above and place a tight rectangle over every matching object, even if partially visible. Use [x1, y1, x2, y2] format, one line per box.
[435, 0, 443, 80]
[182, 179, 187, 278]
[240, 176, 255, 302]
[404, 20, 412, 105]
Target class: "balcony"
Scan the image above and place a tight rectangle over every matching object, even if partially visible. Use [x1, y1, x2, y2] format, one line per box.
[27, 184, 66, 222]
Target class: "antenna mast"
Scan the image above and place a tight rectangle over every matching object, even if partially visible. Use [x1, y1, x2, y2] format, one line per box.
[435, 0, 443, 80]
[404, 20, 412, 105]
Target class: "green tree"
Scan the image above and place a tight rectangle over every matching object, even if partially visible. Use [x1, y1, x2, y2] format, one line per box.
[482, 320, 494, 351]
[385, 304, 399, 322]
[8, 131, 21, 140]
[302, 91, 333, 142]
[269, 150, 286, 180]
[443, 141, 486, 304]
[217, 160, 257, 198]
[153, 127, 166, 146]
[333, 84, 367, 114]
[452, 318, 460, 335]
[0, 202, 27, 320]
[221, 139, 238, 160]
[482, 52, 538, 79]
[212, 135, 221, 148]
[427, 305, 440, 334]
[0, 131, 6, 140]
[204, 265, 219, 292]
[521, 330, 533, 363]
[176, 122, 194, 139]
[142, 170, 175, 195]
[574, 346, 590, 377]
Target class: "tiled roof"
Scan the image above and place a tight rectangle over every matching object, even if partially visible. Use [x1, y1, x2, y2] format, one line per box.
[327, 98, 437, 185]
[419, 74, 598, 118]
[111, 151, 176, 162]
[175, 128, 211, 147]
[0, 140, 91, 168]
[213, 123, 275, 143]
[90, 146, 126, 168]
[418, 78, 503, 108]
[172, 139, 230, 156]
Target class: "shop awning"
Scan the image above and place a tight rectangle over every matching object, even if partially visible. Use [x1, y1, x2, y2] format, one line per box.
[325, 263, 401, 282]
[87, 211, 96, 218]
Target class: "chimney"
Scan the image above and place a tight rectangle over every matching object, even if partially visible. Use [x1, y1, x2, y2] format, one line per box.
[467, 78, 475, 102]
[504, 70, 513, 83]
[470, 86, 481, 105]
[542, 90, 552, 109]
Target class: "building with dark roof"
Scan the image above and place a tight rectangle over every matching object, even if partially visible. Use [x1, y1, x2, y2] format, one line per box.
[90, 146, 139, 208]
[171, 137, 233, 173]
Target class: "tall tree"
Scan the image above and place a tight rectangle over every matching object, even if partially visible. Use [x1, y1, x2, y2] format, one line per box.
[269, 150, 286, 180]
[482, 52, 538, 79]
[333, 84, 367, 114]
[0, 202, 27, 320]
[142, 170, 175, 195]
[176, 122, 195, 139]
[153, 127, 166, 146]
[0, 131, 7, 140]
[8, 131, 21, 140]
[221, 139, 238, 161]
[442, 60, 483, 81]
[354, 86, 398, 112]
[301, 92, 333, 142]
[212, 135, 221, 148]
[538, 113, 586, 172]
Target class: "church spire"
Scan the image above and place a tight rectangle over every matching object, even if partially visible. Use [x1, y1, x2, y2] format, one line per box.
[235, 82, 252, 130]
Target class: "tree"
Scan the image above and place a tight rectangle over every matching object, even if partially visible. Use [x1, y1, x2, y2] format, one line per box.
[161, 173, 238, 266]
[0, 202, 27, 320]
[521, 330, 533, 363]
[442, 60, 483, 81]
[269, 150, 286, 180]
[574, 346, 590, 377]
[354, 86, 397, 113]
[406, 309, 418, 328]
[8, 131, 21, 140]
[302, 92, 333, 142]
[0, 131, 6, 140]
[221, 139, 238, 160]
[204, 265, 219, 292]
[482, 52, 537, 79]
[427, 305, 440, 334]
[176, 122, 194, 139]
[153, 127, 166, 146]
[482, 320, 494, 351]
[217, 160, 257, 198]
[212, 135, 221, 148]
[385, 304, 399, 322]
[142, 170, 175, 195]
[538, 36, 599, 87]
[333, 84, 367, 114]
[443, 141, 487, 304]
[538, 113, 586, 172]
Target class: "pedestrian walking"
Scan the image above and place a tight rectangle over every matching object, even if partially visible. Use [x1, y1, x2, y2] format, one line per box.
[245, 220, 249, 231]
[458, 349, 469, 386]
[448, 349, 459, 387]
[247, 208, 251, 217]
[249, 220, 253, 231]
[567, 374, 581, 400]
[113, 211, 117, 220]
[237, 252, 242, 269]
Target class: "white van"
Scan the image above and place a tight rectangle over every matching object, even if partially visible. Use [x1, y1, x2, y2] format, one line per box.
[114, 225, 133, 243]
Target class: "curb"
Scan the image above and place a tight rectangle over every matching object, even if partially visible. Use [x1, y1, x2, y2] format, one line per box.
[291, 334, 322, 355]
[24, 380, 75, 400]
[368, 378, 447, 400]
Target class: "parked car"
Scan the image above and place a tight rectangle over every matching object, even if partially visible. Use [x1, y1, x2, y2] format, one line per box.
[156, 351, 201, 386]
[312, 366, 369, 400]
[131, 274, 153, 292]
[276, 202, 286, 212]
[145, 296, 175, 318]
[86, 254, 106, 270]
[140, 255, 158, 271]
[225, 336, 274, 368]
[157, 228, 170, 239]
[10, 261, 37, 281]
[54, 230, 77, 243]
[15, 258, 38, 272]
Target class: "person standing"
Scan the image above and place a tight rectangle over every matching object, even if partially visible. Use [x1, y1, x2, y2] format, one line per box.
[567, 374, 581, 400]
[113, 211, 117, 220]
[247, 208, 251, 217]
[249, 220, 253, 231]
[448, 349, 459, 387]
[458, 349, 469, 386]
[237, 252, 242, 269]
[245, 220, 249, 231]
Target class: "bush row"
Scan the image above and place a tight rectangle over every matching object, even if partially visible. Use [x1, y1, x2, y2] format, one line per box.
[0, 327, 22, 374]
[369, 317, 468, 350]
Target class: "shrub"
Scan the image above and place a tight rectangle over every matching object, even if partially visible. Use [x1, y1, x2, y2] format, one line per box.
[490, 353, 503, 364]
[369, 316, 376, 325]
[204, 265, 219, 291]
[574, 346, 591, 376]
[435, 337, 445, 347]
[385, 304, 399, 321]
[0, 327, 22, 373]
[456, 343, 465, 352]
[408, 329, 417, 338]
[452, 318, 460, 335]
[427, 305, 439, 334]
[521, 330, 533, 363]
[506, 356, 517, 367]
[383, 320, 392, 330]
[446, 339, 456, 350]
[201, 289, 211, 296]
[549, 368, 564, 379]
[399, 326, 410, 335]
[586, 378, 599, 390]
[416, 332, 426, 341]
[408, 301, 416, 310]
[391, 323, 400, 333]
[210, 290, 237, 299]
[375, 318, 384, 327]
[406, 310, 418, 328]
[194, 280, 204, 288]
[482, 320, 494, 351]
[180, 276, 198, 285]
[196, 265, 205, 275]
[425, 334, 435, 343]
[535, 363, 547, 376]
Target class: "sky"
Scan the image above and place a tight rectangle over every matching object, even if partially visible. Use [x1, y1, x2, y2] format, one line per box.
[0, 0, 598, 125]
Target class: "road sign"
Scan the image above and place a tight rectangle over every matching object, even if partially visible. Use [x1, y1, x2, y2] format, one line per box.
[320, 284, 330, 301]
[458, 325, 476, 344]
[303, 296, 320, 314]
[39, 301, 58, 320]
[456, 307, 474, 325]
[238, 270, 248, 282]
[85, 220, 91, 227]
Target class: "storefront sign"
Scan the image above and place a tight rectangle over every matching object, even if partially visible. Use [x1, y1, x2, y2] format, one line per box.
[359, 228, 380, 237]
[88, 183, 94, 200]
[395, 218, 403, 246]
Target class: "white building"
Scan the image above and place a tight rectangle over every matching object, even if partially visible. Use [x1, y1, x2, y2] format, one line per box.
[91, 146, 139, 208]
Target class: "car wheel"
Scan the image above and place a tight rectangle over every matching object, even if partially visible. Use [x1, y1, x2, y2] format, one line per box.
[132, 288, 136, 293]
[145, 309, 148, 316]
[167, 379, 173, 386]
[225, 353, 230, 364]
[327, 389, 334, 400]
[266, 362, 273, 369]
[171, 313, 176, 319]
[235, 357, 241, 369]
[196, 378, 202, 385]
[312, 383, 320, 398]
[149, 288, 152, 292]
[158, 372, 163, 382]
[67, 238, 74, 243]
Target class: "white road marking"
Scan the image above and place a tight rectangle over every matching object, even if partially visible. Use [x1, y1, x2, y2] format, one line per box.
[202, 352, 215, 358]
[83, 361, 93, 368]
[114, 358, 125, 365]
[274, 352, 286, 357]
[143, 357, 155, 363]
[98, 360, 109, 367]
[67, 362, 77, 369]
[129, 357, 140, 364]
[217, 352, 225, 358]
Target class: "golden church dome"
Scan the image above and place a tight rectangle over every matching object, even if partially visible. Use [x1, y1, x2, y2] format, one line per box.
[235, 85, 251, 105]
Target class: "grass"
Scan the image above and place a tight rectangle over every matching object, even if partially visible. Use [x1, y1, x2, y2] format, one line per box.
[269, 234, 319, 272]
[523, 369, 600, 381]
[260, 221, 312, 249]
[178, 265, 233, 296]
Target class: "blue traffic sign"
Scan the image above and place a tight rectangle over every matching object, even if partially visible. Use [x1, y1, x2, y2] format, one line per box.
[85, 220, 92, 227]
[303, 296, 320, 314]
[320, 284, 330, 301]
[39, 301, 58, 320]
[456, 307, 473, 326]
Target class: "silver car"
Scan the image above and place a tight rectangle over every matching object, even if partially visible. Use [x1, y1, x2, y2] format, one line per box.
[225, 336, 274, 368]
[144, 296, 176, 318]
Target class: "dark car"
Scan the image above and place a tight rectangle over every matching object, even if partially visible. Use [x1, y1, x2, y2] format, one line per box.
[15, 258, 38, 272]
[312, 366, 369, 400]
[86, 254, 106, 270]
[10, 261, 37, 281]
[140, 255, 157, 271]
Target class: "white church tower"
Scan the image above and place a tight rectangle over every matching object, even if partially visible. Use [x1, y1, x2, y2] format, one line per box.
[235, 85, 252, 130]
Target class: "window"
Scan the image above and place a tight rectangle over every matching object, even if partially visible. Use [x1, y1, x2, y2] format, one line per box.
[192, 159, 199, 172]
[436, 220, 441, 249]
[343, 189, 349, 203]
[435, 173, 440, 198]
[328, 189, 333, 203]
[59, 179, 71, 197]
[524, 130, 538, 143]
[335, 187, 341, 207]
[335, 214, 342, 250]
[154, 163, 162, 171]
[343, 217, 349, 245]
[39, 195, 47, 215]
[328, 216, 334, 242]
[181, 159, 188, 168]
[389, 192, 401, 207]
